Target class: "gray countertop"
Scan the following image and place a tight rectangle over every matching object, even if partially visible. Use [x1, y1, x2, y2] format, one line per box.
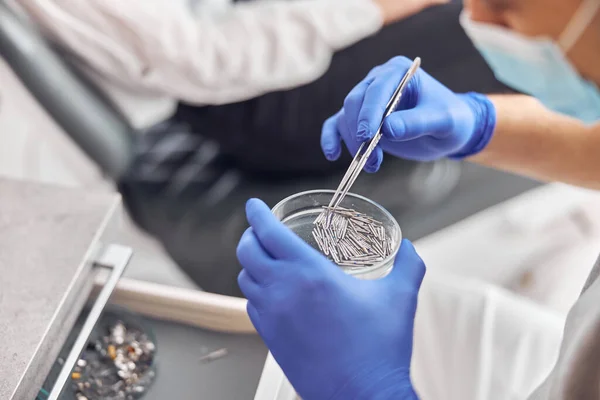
[145, 320, 267, 400]
[0, 178, 120, 400]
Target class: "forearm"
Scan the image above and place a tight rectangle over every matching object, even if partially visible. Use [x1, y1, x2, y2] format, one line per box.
[177, 0, 383, 104]
[16, 0, 382, 105]
[469, 94, 600, 189]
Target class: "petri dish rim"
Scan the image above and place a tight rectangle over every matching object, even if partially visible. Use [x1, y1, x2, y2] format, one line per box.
[271, 189, 402, 277]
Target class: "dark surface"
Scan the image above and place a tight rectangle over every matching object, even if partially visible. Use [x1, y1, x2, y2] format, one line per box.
[121, 127, 464, 298]
[143, 320, 267, 400]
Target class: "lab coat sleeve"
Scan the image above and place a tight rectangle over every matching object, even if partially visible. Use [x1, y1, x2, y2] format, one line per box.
[15, 0, 383, 105]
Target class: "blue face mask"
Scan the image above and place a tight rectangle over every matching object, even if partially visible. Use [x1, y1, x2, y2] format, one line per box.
[460, 1, 600, 124]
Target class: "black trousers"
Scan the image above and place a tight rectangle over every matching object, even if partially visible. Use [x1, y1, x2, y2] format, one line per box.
[175, 1, 510, 176]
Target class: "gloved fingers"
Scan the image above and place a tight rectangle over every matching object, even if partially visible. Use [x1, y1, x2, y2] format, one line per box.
[339, 111, 363, 159]
[245, 198, 318, 261]
[343, 77, 374, 141]
[382, 106, 452, 142]
[237, 228, 276, 283]
[321, 113, 342, 161]
[238, 270, 269, 311]
[386, 239, 426, 294]
[363, 146, 384, 173]
[246, 301, 263, 336]
[339, 112, 384, 173]
[356, 66, 410, 142]
[397, 76, 420, 111]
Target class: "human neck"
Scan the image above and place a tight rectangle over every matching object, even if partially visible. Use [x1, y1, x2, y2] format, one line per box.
[567, 15, 600, 86]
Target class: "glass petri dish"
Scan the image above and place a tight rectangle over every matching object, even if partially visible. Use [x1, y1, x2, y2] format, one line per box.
[271, 190, 402, 280]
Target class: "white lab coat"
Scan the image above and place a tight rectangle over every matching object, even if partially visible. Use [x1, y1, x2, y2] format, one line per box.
[411, 183, 600, 400]
[412, 271, 565, 400]
[13, 0, 383, 128]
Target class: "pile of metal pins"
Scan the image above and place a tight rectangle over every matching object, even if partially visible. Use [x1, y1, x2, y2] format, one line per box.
[71, 320, 156, 400]
[312, 206, 392, 268]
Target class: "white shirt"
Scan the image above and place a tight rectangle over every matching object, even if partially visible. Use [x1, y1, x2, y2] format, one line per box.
[15, 0, 383, 128]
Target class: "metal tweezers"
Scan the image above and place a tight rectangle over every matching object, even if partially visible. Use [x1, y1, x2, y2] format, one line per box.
[326, 57, 421, 224]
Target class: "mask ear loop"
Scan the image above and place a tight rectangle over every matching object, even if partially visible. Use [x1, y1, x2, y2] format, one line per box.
[558, 0, 600, 53]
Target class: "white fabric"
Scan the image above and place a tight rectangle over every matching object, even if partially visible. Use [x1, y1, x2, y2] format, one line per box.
[412, 271, 565, 400]
[409, 183, 600, 399]
[414, 183, 600, 315]
[0, 58, 104, 188]
[14, 0, 383, 128]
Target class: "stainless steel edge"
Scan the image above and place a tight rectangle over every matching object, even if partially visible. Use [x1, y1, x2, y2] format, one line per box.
[47, 244, 133, 400]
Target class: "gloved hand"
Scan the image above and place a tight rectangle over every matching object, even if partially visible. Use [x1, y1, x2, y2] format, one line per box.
[321, 56, 497, 172]
[237, 198, 425, 400]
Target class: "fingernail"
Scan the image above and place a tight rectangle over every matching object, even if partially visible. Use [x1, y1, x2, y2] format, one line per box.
[365, 165, 378, 173]
[383, 119, 401, 140]
[364, 160, 378, 173]
[325, 146, 341, 161]
[357, 121, 370, 142]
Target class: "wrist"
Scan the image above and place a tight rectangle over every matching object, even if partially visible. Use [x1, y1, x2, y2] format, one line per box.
[329, 367, 418, 400]
[370, 383, 418, 400]
[449, 92, 497, 159]
[369, 0, 393, 25]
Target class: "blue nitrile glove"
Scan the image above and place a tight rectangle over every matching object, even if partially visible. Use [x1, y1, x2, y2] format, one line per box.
[321, 56, 496, 172]
[237, 198, 425, 400]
